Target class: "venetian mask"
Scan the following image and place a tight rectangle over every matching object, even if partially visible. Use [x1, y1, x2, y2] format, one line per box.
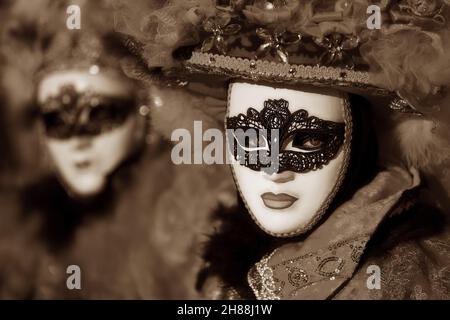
[226, 82, 352, 237]
[37, 69, 141, 198]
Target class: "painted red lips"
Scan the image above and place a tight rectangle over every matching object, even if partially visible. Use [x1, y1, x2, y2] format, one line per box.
[261, 192, 298, 210]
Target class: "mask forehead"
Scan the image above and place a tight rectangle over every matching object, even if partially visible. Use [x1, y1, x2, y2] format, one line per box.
[228, 82, 346, 122]
[37, 70, 134, 104]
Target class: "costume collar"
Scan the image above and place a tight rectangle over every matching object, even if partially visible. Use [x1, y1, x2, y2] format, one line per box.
[248, 166, 421, 300]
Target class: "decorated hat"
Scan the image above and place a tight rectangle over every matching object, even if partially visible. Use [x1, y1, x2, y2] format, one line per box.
[111, 0, 450, 176]
[113, 0, 450, 114]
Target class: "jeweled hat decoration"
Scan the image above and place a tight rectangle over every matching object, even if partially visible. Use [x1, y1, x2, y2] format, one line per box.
[114, 0, 450, 116]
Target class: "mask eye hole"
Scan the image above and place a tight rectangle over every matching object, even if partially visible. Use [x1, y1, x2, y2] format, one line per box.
[231, 129, 269, 152]
[90, 104, 119, 122]
[41, 99, 135, 139]
[283, 131, 329, 153]
[42, 111, 63, 128]
[42, 110, 74, 139]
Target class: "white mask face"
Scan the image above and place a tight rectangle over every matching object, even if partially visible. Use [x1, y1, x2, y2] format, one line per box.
[226, 82, 352, 237]
[37, 70, 139, 198]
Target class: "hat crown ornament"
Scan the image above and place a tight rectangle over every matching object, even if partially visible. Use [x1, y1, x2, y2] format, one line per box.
[117, 0, 450, 116]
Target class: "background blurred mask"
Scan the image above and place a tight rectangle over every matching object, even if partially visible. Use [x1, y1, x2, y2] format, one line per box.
[1, 0, 148, 198]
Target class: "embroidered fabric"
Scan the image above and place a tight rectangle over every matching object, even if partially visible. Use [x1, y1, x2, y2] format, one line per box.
[335, 224, 450, 301]
[248, 235, 370, 300]
[247, 167, 421, 300]
[226, 98, 345, 174]
[203, 200, 450, 300]
[368, 233, 450, 300]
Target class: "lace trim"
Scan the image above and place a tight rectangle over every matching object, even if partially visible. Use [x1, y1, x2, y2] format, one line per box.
[226, 99, 346, 174]
[247, 251, 281, 300]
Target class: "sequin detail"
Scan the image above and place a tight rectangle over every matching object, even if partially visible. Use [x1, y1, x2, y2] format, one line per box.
[248, 236, 369, 300]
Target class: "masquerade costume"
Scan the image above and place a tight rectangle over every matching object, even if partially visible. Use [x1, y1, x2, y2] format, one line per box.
[0, 0, 235, 299]
[113, 0, 450, 299]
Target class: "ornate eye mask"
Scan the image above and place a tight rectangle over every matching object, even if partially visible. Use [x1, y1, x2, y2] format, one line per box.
[226, 99, 346, 174]
[39, 85, 135, 140]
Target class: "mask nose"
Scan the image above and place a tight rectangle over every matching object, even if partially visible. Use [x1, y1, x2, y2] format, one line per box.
[73, 107, 96, 138]
[262, 170, 295, 184]
[74, 136, 93, 151]
[78, 107, 90, 126]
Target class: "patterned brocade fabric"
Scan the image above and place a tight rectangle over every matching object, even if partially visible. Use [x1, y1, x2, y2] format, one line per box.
[208, 234, 450, 301]
[335, 202, 450, 300]
[247, 166, 422, 300]
[204, 166, 450, 300]
[336, 229, 450, 300]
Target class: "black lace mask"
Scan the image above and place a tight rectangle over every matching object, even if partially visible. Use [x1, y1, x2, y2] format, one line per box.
[226, 99, 346, 174]
[39, 85, 136, 140]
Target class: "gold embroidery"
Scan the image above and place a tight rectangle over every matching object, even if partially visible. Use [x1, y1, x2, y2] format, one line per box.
[248, 235, 370, 299]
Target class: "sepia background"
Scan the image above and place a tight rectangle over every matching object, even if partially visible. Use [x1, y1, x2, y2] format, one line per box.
[0, 0, 449, 300]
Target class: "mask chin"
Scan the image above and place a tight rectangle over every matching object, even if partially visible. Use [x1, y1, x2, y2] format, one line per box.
[61, 173, 107, 199]
[226, 82, 353, 238]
